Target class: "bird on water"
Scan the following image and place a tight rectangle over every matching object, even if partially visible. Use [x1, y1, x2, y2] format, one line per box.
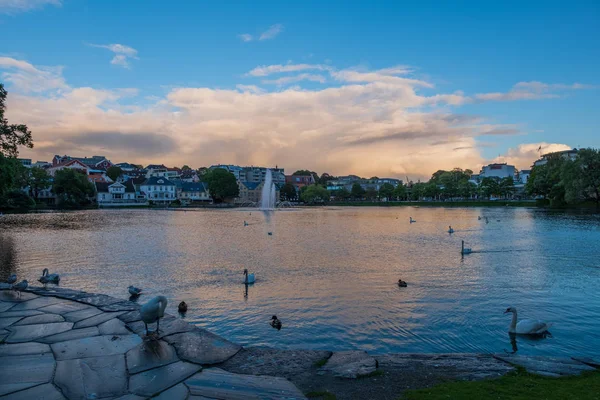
[270, 315, 282, 330]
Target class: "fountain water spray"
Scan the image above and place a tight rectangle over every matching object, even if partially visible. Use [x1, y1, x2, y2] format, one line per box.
[260, 169, 277, 210]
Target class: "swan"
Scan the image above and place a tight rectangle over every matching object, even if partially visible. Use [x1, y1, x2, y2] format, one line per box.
[13, 280, 28, 298]
[270, 315, 282, 330]
[140, 296, 168, 335]
[6, 274, 17, 285]
[461, 241, 472, 255]
[448, 226, 454, 234]
[244, 221, 249, 226]
[478, 216, 482, 221]
[38, 268, 60, 285]
[268, 232, 273, 236]
[128, 286, 142, 296]
[243, 269, 255, 284]
[409, 217, 416, 223]
[397, 279, 407, 287]
[504, 307, 552, 335]
[178, 301, 188, 313]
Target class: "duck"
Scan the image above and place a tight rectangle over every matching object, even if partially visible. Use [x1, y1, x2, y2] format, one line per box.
[38, 268, 60, 286]
[478, 216, 482, 221]
[140, 296, 168, 336]
[397, 279, 408, 287]
[448, 226, 454, 234]
[128, 285, 142, 296]
[268, 232, 273, 236]
[504, 307, 552, 335]
[244, 221, 249, 226]
[243, 269, 255, 284]
[270, 315, 282, 330]
[6, 274, 17, 286]
[13, 280, 28, 298]
[409, 217, 416, 223]
[178, 301, 188, 313]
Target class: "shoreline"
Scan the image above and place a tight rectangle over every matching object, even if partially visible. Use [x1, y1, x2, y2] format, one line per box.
[1, 285, 598, 399]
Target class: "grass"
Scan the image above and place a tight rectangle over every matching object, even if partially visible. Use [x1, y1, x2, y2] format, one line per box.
[402, 368, 600, 400]
[306, 391, 337, 400]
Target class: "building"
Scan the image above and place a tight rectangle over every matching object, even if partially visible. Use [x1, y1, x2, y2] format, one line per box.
[95, 181, 143, 206]
[176, 182, 211, 203]
[47, 160, 90, 177]
[32, 161, 51, 169]
[518, 170, 531, 184]
[237, 181, 281, 204]
[140, 176, 176, 204]
[209, 165, 244, 181]
[479, 163, 516, 180]
[18, 158, 32, 167]
[285, 174, 315, 190]
[534, 148, 579, 167]
[145, 165, 168, 178]
[52, 155, 113, 170]
[115, 162, 138, 172]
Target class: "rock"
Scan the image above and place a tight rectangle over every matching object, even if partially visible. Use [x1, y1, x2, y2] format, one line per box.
[126, 340, 180, 374]
[9, 296, 65, 311]
[73, 311, 125, 329]
[63, 307, 103, 323]
[127, 316, 193, 337]
[572, 357, 600, 369]
[118, 310, 143, 323]
[163, 328, 241, 365]
[99, 301, 140, 312]
[77, 294, 122, 307]
[0, 353, 55, 396]
[320, 351, 377, 379]
[55, 355, 127, 399]
[494, 354, 595, 376]
[220, 347, 333, 378]
[25, 287, 89, 300]
[52, 334, 142, 360]
[38, 301, 91, 314]
[185, 368, 307, 400]
[0, 301, 16, 312]
[5, 322, 74, 343]
[0, 310, 43, 319]
[0, 342, 51, 357]
[129, 361, 201, 397]
[0, 291, 37, 303]
[14, 314, 65, 326]
[378, 353, 515, 380]
[153, 383, 189, 400]
[0, 317, 22, 330]
[111, 395, 146, 400]
[37, 327, 100, 344]
[0, 383, 66, 400]
[98, 318, 130, 335]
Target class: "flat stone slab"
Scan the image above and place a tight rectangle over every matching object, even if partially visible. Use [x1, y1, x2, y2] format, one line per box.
[0, 353, 55, 396]
[163, 328, 241, 365]
[494, 354, 595, 376]
[52, 334, 142, 360]
[129, 360, 202, 397]
[153, 383, 189, 400]
[0, 383, 66, 400]
[0, 317, 21, 330]
[14, 313, 65, 325]
[126, 340, 180, 374]
[0, 301, 16, 312]
[63, 307, 103, 323]
[118, 310, 143, 323]
[6, 322, 74, 343]
[112, 395, 146, 400]
[0, 310, 43, 318]
[55, 354, 127, 399]
[378, 353, 515, 381]
[26, 287, 89, 300]
[320, 351, 377, 378]
[77, 294, 122, 307]
[99, 301, 140, 312]
[98, 318, 130, 335]
[38, 326, 100, 344]
[38, 301, 92, 314]
[0, 342, 51, 357]
[127, 316, 194, 337]
[220, 347, 333, 378]
[572, 357, 600, 368]
[74, 311, 125, 329]
[185, 368, 307, 400]
[0, 291, 38, 302]
[10, 296, 65, 311]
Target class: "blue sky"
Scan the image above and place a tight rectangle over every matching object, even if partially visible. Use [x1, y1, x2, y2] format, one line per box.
[1, 0, 598, 178]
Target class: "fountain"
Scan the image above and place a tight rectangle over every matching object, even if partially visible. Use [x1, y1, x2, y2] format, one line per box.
[260, 169, 277, 210]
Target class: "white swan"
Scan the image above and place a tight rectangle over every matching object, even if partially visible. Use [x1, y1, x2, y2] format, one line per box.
[461, 240, 472, 255]
[243, 269, 255, 284]
[504, 307, 552, 335]
[128, 285, 142, 296]
[39, 268, 60, 285]
[448, 226, 454, 234]
[140, 296, 168, 335]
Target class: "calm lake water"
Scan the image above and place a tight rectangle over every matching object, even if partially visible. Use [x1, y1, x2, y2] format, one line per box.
[1, 207, 599, 357]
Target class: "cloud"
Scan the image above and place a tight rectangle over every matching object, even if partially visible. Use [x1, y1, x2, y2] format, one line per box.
[475, 81, 594, 102]
[68, 132, 177, 155]
[0, 57, 67, 93]
[247, 63, 331, 77]
[88, 43, 139, 69]
[259, 24, 284, 40]
[491, 142, 572, 169]
[0, 0, 60, 14]
[262, 73, 326, 86]
[238, 33, 253, 42]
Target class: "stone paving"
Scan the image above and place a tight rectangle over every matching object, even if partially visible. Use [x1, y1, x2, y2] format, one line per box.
[1, 285, 599, 399]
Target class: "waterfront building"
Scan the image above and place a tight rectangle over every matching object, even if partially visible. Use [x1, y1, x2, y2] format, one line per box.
[479, 163, 516, 180]
[140, 176, 176, 204]
[17, 158, 32, 167]
[533, 148, 579, 167]
[32, 161, 51, 169]
[285, 174, 315, 191]
[237, 181, 281, 204]
[95, 181, 143, 206]
[518, 170, 531, 184]
[52, 155, 113, 170]
[175, 182, 211, 203]
[47, 159, 90, 176]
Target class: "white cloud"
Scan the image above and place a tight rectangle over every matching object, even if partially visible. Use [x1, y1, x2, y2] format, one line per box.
[491, 143, 573, 169]
[247, 63, 331, 77]
[235, 84, 264, 94]
[0, 0, 60, 14]
[88, 43, 139, 69]
[0, 56, 67, 93]
[259, 24, 283, 40]
[476, 81, 593, 102]
[238, 33, 253, 42]
[262, 73, 326, 86]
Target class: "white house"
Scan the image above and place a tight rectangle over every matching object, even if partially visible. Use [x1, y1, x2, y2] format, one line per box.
[47, 159, 90, 177]
[479, 163, 516, 180]
[140, 176, 176, 204]
[176, 182, 211, 203]
[534, 149, 579, 167]
[95, 181, 143, 206]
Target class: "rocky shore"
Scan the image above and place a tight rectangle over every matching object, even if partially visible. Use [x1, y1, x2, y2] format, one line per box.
[1, 285, 598, 400]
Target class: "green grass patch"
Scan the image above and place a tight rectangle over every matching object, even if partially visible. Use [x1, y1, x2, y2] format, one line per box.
[313, 357, 329, 367]
[306, 391, 337, 400]
[403, 368, 600, 400]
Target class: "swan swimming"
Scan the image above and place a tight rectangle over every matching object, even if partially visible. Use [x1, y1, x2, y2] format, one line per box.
[140, 296, 168, 335]
[243, 269, 255, 284]
[461, 240, 472, 255]
[504, 307, 552, 335]
[128, 286, 142, 296]
[448, 226, 454, 234]
[39, 268, 60, 286]
[397, 279, 407, 287]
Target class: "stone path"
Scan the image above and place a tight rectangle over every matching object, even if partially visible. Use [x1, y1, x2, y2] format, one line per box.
[1, 285, 599, 400]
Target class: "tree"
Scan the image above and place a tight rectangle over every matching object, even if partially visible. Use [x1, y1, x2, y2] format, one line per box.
[300, 185, 329, 204]
[203, 168, 239, 203]
[280, 183, 297, 201]
[365, 187, 378, 200]
[499, 177, 515, 198]
[29, 167, 51, 200]
[53, 169, 95, 208]
[0, 154, 28, 206]
[571, 148, 600, 205]
[393, 184, 407, 200]
[378, 183, 395, 200]
[318, 173, 334, 186]
[351, 183, 365, 199]
[480, 177, 501, 198]
[106, 166, 123, 182]
[181, 165, 192, 171]
[333, 187, 350, 200]
[5, 190, 35, 210]
[1, 83, 33, 158]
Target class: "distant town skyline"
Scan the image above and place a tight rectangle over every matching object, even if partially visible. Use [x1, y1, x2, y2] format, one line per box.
[1, 1, 598, 180]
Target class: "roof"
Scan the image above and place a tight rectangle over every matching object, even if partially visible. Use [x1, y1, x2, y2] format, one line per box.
[131, 177, 146, 185]
[520, 169, 531, 174]
[95, 180, 135, 193]
[177, 182, 208, 192]
[241, 181, 261, 190]
[142, 176, 176, 186]
[49, 159, 90, 170]
[146, 164, 167, 170]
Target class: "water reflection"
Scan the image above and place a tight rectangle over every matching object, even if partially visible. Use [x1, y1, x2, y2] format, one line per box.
[0, 235, 17, 279]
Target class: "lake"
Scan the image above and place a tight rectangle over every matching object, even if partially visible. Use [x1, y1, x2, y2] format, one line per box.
[1, 207, 599, 358]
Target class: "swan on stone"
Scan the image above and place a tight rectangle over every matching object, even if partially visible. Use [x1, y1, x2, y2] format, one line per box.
[39, 268, 60, 287]
[504, 307, 552, 335]
[140, 296, 168, 336]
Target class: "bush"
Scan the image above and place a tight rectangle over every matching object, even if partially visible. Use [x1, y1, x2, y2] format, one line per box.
[5, 190, 35, 210]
